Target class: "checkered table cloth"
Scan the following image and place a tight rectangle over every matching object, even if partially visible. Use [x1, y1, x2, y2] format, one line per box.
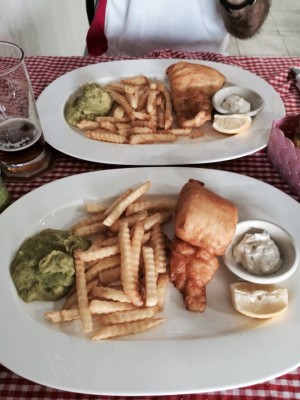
[1, 50, 300, 399]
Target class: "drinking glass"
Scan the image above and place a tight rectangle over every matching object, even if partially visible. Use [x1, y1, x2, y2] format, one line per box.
[0, 41, 51, 177]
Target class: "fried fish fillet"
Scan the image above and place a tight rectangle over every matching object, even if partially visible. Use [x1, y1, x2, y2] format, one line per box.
[170, 179, 238, 312]
[170, 237, 219, 312]
[166, 61, 226, 128]
[174, 179, 238, 256]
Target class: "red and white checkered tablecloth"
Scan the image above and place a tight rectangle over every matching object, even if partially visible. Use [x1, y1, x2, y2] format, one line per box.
[1, 50, 300, 399]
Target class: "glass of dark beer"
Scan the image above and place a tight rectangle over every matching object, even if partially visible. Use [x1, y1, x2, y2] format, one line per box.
[0, 41, 51, 177]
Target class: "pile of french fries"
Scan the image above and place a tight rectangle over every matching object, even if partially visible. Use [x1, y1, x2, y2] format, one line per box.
[76, 75, 203, 144]
[45, 180, 176, 340]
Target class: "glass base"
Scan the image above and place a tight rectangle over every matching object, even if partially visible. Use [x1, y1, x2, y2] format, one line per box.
[0, 147, 52, 178]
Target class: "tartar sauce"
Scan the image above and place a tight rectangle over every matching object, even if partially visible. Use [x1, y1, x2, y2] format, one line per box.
[233, 231, 282, 276]
[221, 94, 251, 114]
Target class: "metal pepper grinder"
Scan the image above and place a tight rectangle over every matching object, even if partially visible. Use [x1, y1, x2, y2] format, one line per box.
[0, 170, 11, 212]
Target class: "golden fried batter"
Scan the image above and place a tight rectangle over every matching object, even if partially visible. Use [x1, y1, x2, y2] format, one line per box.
[166, 61, 226, 128]
[170, 179, 238, 312]
[170, 237, 219, 312]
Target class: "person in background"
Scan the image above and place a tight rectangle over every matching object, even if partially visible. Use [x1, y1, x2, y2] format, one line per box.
[86, 0, 271, 57]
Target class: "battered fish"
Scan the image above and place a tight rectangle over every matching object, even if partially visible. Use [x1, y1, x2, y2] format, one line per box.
[170, 237, 219, 312]
[175, 179, 238, 256]
[166, 61, 226, 128]
[170, 179, 238, 312]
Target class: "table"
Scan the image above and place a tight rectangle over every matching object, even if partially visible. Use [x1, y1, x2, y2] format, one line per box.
[1, 50, 300, 399]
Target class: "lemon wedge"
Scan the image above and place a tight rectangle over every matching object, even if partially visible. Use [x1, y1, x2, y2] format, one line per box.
[212, 114, 252, 134]
[230, 282, 288, 319]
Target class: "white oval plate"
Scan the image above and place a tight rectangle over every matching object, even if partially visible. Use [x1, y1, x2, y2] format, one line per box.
[36, 59, 285, 165]
[0, 167, 299, 396]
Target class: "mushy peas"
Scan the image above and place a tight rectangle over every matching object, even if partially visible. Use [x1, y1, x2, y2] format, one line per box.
[64, 82, 113, 126]
[10, 229, 90, 302]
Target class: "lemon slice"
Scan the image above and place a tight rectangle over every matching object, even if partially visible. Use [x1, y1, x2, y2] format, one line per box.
[212, 114, 252, 134]
[230, 282, 288, 319]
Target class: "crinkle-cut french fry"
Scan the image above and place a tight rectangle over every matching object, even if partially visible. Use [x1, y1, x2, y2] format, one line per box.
[89, 299, 136, 315]
[190, 128, 204, 138]
[119, 222, 144, 307]
[100, 306, 158, 325]
[156, 83, 173, 129]
[103, 181, 151, 227]
[119, 222, 143, 307]
[73, 221, 106, 237]
[151, 224, 168, 274]
[101, 235, 119, 246]
[77, 244, 120, 262]
[87, 235, 106, 252]
[77, 120, 100, 130]
[142, 211, 172, 231]
[98, 120, 117, 133]
[131, 119, 156, 129]
[157, 273, 170, 312]
[106, 82, 127, 94]
[136, 91, 150, 112]
[85, 255, 121, 282]
[112, 105, 126, 119]
[132, 111, 151, 121]
[85, 130, 127, 144]
[129, 133, 176, 144]
[115, 122, 132, 130]
[62, 278, 98, 310]
[121, 75, 149, 86]
[157, 107, 166, 130]
[92, 318, 165, 340]
[103, 188, 133, 216]
[72, 213, 106, 230]
[75, 255, 93, 333]
[130, 126, 155, 135]
[147, 90, 159, 114]
[131, 220, 145, 282]
[124, 84, 138, 94]
[163, 128, 192, 136]
[106, 89, 135, 120]
[85, 202, 106, 214]
[142, 246, 158, 307]
[109, 209, 148, 232]
[125, 92, 139, 109]
[141, 231, 151, 245]
[126, 198, 176, 216]
[99, 266, 121, 284]
[92, 285, 131, 303]
[95, 115, 129, 123]
[45, 308, 80, 323]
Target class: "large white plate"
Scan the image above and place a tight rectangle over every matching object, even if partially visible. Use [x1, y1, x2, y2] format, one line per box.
[0, 167, 299, 396]
[36, 59, 285, 165]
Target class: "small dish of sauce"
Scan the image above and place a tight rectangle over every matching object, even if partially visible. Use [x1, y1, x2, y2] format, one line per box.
[212, 85, 265, 118]
[223, 219, 299, 284]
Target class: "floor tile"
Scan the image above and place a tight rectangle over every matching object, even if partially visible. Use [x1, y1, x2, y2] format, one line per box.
[227, 37, 240, 56]
[271, 11, 300, 32]
[281, 33, 300, 56]
[259, 13, 278, 33]
[271, 0, 300, 11]
[236, 33, 289, 57]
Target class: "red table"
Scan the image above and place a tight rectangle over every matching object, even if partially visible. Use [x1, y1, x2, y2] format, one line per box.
[1, 50, 300, 399]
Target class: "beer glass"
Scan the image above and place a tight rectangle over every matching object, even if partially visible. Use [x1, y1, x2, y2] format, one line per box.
[0, 41, 51, 177]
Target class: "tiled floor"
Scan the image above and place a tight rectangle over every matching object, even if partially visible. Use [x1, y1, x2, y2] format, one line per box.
[227, 0, 300, 56]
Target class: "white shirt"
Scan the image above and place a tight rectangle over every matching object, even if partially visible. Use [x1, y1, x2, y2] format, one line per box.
[87, 0, 229, 56]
